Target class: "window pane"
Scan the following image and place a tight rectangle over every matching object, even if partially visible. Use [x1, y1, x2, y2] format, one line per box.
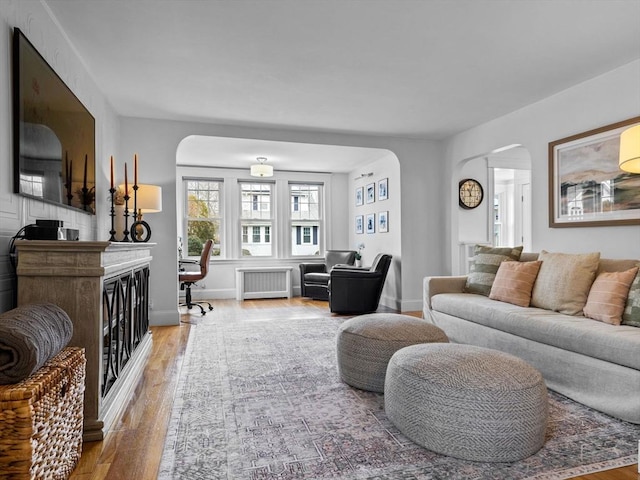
[241, 183, 272, 219]
[241, 222, 272, 257]
[186, 220, 221, 256]
[186, 180, 222, 257]
[290, 184, 322, 256]
[290, 184, 320, 220]
[20, 173, 44, 197]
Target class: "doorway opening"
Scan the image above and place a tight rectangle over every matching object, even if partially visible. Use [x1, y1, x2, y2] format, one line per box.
[487, 146, 532, 251]
[456, 144, 532, 274]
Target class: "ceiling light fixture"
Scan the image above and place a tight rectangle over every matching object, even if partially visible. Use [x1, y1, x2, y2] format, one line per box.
[619, 125, 640, 173]
[250, 157, 273, 177]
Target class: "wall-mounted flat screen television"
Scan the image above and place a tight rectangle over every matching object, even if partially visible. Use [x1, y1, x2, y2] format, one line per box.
[13, 27, 96, 214]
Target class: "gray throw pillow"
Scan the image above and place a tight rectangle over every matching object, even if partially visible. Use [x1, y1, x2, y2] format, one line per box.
[464, 245, 523, 296]
[622, 264, 640, 327]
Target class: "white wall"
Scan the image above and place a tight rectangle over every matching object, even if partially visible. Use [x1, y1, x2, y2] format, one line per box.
[120, 116, 444, 323]
[445, 60, 640, 274]
[349, 151, 402, 309]
[457, 157, 490, 245]
[0, 1, 119, 313]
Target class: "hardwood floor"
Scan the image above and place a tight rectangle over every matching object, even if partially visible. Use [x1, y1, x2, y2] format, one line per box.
[70, 298, 638, 479]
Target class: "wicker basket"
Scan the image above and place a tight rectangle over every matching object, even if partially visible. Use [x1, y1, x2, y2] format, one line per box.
[0, 347, 86, 479]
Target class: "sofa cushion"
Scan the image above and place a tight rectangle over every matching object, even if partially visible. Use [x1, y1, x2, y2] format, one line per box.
[304, 272, 330, 286]
[530, 251, 600, 315]
[464, 245, 523, 296]
[489, 261, 542, 307]
[431, 293, 640, 371]
[597, 258, 640, 274]
[583, 267, 639, 325]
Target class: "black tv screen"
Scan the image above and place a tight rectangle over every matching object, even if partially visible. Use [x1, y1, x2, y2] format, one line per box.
[13, 28, 96, 214]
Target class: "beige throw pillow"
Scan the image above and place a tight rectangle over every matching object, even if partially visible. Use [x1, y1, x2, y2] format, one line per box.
[489, 261, 542, 307]
[530, 251, 600, 315]
[464, 245, 524, 296]
[584, 267, 639, 325]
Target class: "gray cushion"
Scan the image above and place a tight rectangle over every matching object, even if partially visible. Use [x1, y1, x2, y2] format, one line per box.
[431, 293, 640, 370]
[304, 272, 330, 285]
[336, 313, 448, 392]
[622, 265, 640, 327]
[325, 250, 356, 270]
[384, 344, 548, 462]
[464, 245, 523, 296]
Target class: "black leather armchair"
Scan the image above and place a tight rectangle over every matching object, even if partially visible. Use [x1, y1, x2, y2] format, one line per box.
[328, 253, 392, 314]
[299, 250, 357, 300]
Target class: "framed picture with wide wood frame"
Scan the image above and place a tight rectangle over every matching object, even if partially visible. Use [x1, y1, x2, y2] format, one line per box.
[548, 116, 640, 228]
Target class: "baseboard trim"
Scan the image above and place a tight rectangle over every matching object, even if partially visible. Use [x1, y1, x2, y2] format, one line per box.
[399, 298, 423, 313]
[150, 309, 181, 326]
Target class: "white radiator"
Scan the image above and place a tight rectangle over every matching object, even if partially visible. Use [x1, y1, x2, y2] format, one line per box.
[235, 267, 293, 300]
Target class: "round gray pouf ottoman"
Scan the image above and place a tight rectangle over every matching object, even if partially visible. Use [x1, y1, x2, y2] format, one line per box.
[336, 313, 448, 392]
[384, 344, 548, 462]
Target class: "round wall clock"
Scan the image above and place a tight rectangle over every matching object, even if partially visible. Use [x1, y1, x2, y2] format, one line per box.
[459, 178, 484, 209]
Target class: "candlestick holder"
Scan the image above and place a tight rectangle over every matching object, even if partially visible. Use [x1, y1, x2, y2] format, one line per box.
[133, 183, 139, 217]
[108, 186, 117, 242]
[132, 183, 140, 242]
[122, 191, 131, 242]
[66, 184, 73, 206]
[130, 182, 152, 242]
[81, 186, 89, 211]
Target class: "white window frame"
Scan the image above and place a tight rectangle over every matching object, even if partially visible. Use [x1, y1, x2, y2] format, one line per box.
[178, 166, 331, 262]
[239, 181, 274, 257]
[289, 182, 324, 257]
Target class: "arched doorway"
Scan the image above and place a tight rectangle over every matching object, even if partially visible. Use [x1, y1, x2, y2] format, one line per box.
[454, 145, 532, 274]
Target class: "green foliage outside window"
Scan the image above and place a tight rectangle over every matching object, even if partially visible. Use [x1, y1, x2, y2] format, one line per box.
[187, 190, 220, 256]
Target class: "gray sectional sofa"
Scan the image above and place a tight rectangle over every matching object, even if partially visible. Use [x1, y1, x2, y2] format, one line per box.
[423, 253, 640, 424]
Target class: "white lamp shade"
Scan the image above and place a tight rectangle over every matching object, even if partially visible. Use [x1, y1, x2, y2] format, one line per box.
[619, 124, 640, 174]
[250, 163, 273, 177]
[120, 183, 163, 212]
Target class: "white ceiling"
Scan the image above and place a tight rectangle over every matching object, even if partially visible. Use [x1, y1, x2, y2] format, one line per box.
[177, 135, 392, 173]
[44, 0, 640, 171]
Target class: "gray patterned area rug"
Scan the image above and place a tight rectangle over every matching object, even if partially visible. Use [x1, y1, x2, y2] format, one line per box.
[158, 316, 639, 479]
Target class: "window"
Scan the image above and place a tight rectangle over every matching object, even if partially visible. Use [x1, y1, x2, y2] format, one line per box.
[20, 173, 44, 198]
[185, 180, 222, 257]
[290, 183, 322, 256]
[181, 173, 327, 260]
[240, 182, 273, 257]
